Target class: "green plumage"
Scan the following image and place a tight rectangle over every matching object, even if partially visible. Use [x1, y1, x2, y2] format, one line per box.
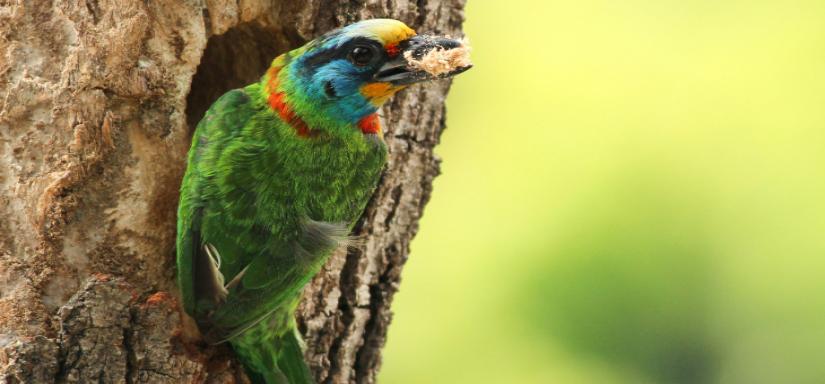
[176, 19, 470, 384]
[177, 81, 386, 382]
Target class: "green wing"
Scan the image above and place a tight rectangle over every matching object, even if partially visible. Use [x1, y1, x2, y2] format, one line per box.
[202, 218, 348, 343]
[177, 86, 348, 342]
[177, 88, 256, 316]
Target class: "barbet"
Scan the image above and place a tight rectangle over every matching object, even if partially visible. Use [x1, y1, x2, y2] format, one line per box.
[176, 19, 470, 383]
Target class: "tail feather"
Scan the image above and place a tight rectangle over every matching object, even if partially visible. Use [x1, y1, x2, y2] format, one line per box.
[277, 328, 314, 384]
[231, 320, 314, 384]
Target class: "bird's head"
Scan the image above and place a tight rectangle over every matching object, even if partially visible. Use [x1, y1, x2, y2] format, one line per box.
[261, 19, 471, 137]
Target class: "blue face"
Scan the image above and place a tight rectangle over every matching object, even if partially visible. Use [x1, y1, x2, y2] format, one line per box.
[277, 20, 469, 131]
[289, 35, 390, 125]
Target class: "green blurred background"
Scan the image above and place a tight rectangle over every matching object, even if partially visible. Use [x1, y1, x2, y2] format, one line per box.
[379, 1, 825, 383]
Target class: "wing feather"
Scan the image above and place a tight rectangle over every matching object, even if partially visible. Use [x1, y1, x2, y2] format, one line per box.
[176, 88, 255, 317]
[203, 218, 349, 342]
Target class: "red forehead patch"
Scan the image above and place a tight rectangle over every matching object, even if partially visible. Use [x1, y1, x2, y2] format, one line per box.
[385, 43, 400, 58]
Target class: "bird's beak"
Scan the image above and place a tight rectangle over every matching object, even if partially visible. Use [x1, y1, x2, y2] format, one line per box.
[374, 35, 472, 85]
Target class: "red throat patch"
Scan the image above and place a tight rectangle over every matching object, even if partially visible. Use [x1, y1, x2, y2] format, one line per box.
[266, 64, 380, 137]
[358, 114, 381, 135]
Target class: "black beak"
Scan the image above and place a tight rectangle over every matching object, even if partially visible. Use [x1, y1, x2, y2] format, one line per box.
[374, 35, 472, 85]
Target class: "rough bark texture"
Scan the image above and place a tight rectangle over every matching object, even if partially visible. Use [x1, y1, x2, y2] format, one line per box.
[0, 1, 466, 383]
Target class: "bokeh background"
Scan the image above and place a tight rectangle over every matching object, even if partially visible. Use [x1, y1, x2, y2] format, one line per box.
[380, 1, 825, 383]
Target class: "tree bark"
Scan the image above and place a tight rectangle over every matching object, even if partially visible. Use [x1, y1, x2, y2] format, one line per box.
[0, 1, 466, 383]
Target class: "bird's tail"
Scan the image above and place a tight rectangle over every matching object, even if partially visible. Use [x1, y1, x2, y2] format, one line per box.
[230, 320, 314, 384]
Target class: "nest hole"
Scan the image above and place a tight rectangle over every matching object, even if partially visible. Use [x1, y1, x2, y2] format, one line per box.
[185, 23, 303, 131]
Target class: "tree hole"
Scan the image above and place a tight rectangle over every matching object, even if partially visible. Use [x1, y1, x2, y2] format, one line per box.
[185, 23, 303, 131]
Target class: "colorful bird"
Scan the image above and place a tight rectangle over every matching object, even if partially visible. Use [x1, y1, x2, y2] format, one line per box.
[176, 19, 470, 383]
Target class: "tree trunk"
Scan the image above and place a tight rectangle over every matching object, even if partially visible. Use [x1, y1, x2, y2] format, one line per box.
[0, 1, 466, 383]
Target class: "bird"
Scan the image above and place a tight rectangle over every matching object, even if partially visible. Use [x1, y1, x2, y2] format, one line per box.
[176, 19, 470, 383]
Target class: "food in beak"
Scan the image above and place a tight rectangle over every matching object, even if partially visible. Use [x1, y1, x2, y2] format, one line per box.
[404, 37, 472, 77]
[374, 35, 472, 84]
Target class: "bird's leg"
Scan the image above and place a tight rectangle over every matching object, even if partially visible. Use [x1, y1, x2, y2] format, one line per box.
[201, 243, 229, 302]
[204, 243, 222, 269]
[224, 264, 249, 291]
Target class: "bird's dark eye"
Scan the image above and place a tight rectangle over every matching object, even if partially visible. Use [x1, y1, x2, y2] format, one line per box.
[349, 46, 375, 66]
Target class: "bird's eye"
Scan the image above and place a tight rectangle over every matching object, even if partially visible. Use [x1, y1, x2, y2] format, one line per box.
[349, 46, 375, 66]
